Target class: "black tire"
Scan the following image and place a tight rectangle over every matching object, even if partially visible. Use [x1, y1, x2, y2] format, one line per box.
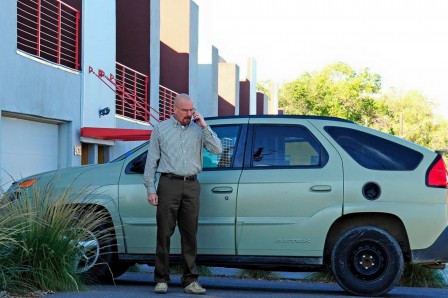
[331, 226, 404, 296]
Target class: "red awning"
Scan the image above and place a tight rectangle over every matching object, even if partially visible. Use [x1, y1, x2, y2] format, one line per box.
[80, 127, 152, 141]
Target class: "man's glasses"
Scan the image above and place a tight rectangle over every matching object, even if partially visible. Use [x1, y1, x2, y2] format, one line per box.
[176, 107, 196, 113]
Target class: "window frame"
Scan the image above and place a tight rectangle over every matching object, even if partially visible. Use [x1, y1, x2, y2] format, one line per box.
[202, 124, 246, 171]
[245, 124, 329, 169]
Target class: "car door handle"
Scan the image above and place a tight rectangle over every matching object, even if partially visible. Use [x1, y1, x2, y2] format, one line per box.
[310, 185, 332, 192]
[211, 186, 233, 193]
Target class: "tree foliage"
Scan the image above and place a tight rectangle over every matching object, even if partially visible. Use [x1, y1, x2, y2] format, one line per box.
[279, 63, 383, 124]
[378, 90, 448, 150]
[257, 80, 273, 102]
[278, 63, 448, 151]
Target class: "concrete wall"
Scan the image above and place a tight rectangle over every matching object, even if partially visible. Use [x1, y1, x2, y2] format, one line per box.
[218, 63, 240, 116]
[112, 0, 159, 159]
[150, 0, 161, 116]
[268, 81, 279, 115]
[112, 0, 161, 160]
[189, 1, 199, 102]
[81, 0, 116, 130]
[239, 80, 250, 115]
[160, 0, 190, 93]
[246, 57, 257, 115]
[0, 0, 82, 168]
[256, 92, 267, 115]
[116, 0, 151, 75]
[197, 46, 219, 117]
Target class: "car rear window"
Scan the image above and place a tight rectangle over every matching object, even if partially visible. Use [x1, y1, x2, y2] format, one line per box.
[325, 126, 423, 170]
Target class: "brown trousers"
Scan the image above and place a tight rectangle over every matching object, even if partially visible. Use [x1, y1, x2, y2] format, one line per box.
[154, 175, 200, 286]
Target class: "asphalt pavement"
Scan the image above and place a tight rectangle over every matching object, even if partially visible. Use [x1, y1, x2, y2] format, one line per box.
[47, 265, 448, 298]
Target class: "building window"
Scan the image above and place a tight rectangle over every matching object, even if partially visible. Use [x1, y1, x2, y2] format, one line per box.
[17, 0, 80, 70]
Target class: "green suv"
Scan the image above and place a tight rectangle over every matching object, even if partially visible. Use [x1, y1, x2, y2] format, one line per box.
[5, 115, 448, 296]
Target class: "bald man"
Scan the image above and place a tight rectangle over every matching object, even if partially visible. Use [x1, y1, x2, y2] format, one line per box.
[144, 93, 222, 294]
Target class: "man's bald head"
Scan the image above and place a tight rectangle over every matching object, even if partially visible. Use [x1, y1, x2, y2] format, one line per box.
[174, 93, 192, 106]
[173, 93, 195, 126]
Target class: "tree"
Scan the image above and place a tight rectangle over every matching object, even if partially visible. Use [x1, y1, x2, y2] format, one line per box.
[257, 80, 272, 101]
[279, 63, 384, 125]
[380, 89, 448, 150]
[278, 62, 448, 152]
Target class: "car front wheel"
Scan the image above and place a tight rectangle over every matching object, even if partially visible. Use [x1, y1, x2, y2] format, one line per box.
[72, 211, 127, 283]
[331, 226, 404, 296]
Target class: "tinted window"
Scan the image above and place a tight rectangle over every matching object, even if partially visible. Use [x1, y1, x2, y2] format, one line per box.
[203, 125, 241, 169]
[251, 125, 328, 168]
[125, 151, 147, 174]
[325, 126, 423, 170]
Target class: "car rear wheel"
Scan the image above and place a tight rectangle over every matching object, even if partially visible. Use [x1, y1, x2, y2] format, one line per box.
[331, 226, 404, 296]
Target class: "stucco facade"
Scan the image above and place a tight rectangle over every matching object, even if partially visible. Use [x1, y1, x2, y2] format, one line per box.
[0, 0, 271, 192]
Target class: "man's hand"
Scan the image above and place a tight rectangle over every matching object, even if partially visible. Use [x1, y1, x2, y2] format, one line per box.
[192, 111, 207, 129]
[148, 193, 158, 206]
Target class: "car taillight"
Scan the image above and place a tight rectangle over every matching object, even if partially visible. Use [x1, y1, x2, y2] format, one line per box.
[426, 156, 448, 188]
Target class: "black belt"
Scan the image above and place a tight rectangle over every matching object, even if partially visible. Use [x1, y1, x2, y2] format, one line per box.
[161, 173, 197, 181]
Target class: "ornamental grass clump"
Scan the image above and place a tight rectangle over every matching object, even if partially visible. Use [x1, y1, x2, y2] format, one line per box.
[398, 263, 447, 288]
[0, 198, 35, 294]
[0, 181, 114, 295]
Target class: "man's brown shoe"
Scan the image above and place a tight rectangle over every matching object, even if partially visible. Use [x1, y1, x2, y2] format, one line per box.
[154, 283, 168, 294]
[184, 281, 206, 294]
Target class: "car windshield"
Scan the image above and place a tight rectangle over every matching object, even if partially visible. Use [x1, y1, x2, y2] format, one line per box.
[110, 141, 149, 162]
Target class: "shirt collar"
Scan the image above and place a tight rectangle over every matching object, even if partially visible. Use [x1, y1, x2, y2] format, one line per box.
[170, 115, 189, 128]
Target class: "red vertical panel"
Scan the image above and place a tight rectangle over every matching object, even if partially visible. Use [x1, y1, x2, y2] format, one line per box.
[36, 0, 41, 55]
[133, 72, 137, 119]
[145, 77, 149, 122]
[74, 11, 80, 69]
[57, 1, 61, 65]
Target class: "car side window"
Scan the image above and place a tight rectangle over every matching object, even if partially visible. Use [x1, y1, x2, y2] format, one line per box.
[251, 125, 328, 168]
[203, 125, 241, 169]
[324, 126, 423, 170]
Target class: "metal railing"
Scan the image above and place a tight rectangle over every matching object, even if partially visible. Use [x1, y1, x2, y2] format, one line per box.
[159, 85, 176, 120]
[89, 64, 178, 125]
[115, 62, 153, 122]
[89, 65, 158, 125]
[17, 0, 80, 70]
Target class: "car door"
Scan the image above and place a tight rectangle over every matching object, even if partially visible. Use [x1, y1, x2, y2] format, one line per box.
[195, 120, 247, 254]
[236, 118, 344, 257]
[118, 119, 246, 255]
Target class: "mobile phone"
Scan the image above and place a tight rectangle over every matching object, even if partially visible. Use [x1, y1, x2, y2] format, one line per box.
[192, 112, 199, 122]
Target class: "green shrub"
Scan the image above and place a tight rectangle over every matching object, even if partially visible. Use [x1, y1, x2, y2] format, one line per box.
[0, 183, 114, 294]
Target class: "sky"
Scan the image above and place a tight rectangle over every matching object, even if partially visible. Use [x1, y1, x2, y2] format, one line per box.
[194, 0, 448, 119]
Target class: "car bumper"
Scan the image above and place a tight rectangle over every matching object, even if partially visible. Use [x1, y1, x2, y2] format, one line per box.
[411, 226, 448, 264]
